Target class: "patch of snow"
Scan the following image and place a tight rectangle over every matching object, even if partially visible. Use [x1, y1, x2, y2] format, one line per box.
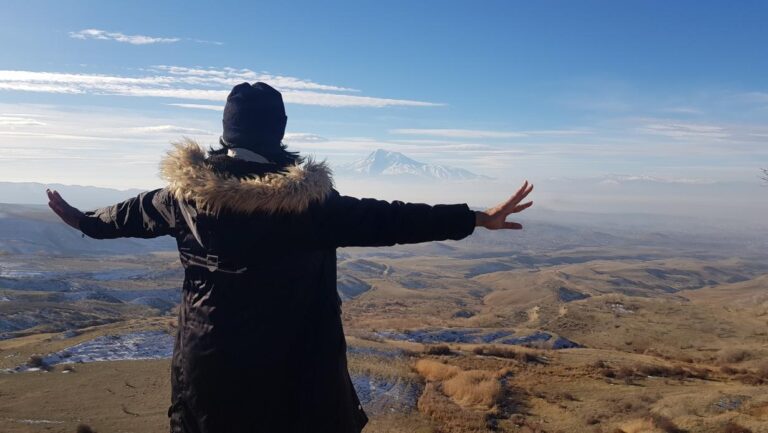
[0, 269, 46, 278]
[351, 374, 421, 415]
[712, 395, 747, 412]
[552, 336, 583, 349]
[608, 302, 633, 314]
[28, 331, 175, 368]
[557, 287, 591, 302]
[12, 418, 64, 424]
[347, 346, 404, 358]
[87, 269, 149, 281]
[376, 328, 514, 344]
[499, 331, 552, 346]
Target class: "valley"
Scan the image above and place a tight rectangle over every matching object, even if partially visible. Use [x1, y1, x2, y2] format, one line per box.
[0, 203, 767, 433]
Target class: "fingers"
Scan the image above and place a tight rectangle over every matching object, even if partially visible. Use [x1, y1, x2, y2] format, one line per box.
[511, 201, 533, 214]
[46, 189, 67, 216]
[502, 221, 523, 230]
[503, 181, 534, 211]
[53, 190, 67, 206]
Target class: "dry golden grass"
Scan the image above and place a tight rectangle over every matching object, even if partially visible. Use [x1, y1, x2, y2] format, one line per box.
[414, 359, 461, 381]
[442, 369, 502, 409]
[413, 358, 507, 432]
[417, 382, 493, 433]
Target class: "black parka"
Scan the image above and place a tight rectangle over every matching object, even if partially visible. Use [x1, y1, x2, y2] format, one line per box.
[78, 140, 476, 433]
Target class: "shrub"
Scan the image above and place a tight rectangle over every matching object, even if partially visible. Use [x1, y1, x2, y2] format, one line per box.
[585, 415, 601, 425]
[721, 365, 748, 376]
[425, 344, 452, 355]
[737, 374, 764, 386]
[755, 360, 768, 379]
[27, 355, 52, 371]
[473, 345, 541, 363]
[652, 414, 685, 433]
[76, 425, 97, 433]
[616, 366, 637, 384]
[635, 363, 709, 380]
[722, 421, 752, 433]
[718, 348, 750, 365]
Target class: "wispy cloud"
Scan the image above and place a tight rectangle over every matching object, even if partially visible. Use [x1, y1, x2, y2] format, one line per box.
[391, 128, 526, 138]
[128, 125, 213, 135]
[639, 122, 729, 139]
[0, 115, 46, 126]
[661, 106, 703, 115]
[0, 68, 441, 108]
[390, 128, 590, 138]
[188, 39, 224, 46]
[149, 66, 356, 92]
[283, 132, 328, 143]
[167, 103, 222, 111]
[69, 29, 180, 45]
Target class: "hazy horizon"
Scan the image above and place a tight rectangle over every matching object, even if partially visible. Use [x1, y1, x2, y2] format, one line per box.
[2, 2, 767, 227]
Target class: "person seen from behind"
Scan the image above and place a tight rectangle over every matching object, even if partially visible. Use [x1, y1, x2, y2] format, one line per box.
[47, 82, 534, 433]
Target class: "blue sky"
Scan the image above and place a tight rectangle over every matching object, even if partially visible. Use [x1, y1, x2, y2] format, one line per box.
[0, 1, 767, 219]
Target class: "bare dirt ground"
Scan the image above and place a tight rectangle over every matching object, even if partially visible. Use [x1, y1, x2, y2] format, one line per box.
[1, 243, 767, 432]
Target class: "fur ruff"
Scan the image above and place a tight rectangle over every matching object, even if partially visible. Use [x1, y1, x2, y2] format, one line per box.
[160, 138, 333, 214]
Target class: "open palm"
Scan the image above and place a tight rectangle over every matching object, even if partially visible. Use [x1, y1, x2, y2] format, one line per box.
[46, 189, 84, 230]
[475, 181, 534, 230]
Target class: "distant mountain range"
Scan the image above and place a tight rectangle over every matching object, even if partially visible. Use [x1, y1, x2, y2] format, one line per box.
[0, 182, 146, 209]
[338, 149, 488, 181]
[0, 203, 175, 255]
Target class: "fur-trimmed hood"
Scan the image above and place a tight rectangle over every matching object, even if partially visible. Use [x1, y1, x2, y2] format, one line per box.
[160, 138, 333, 214]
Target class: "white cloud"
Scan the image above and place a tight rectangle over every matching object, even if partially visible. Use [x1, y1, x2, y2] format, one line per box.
[69, 29, 180, 45]
[0, 115, 46, 126]
[0, 69, 441, 108]
[188, 39, 224, 46]
[391, 128, 525, 138]
[150, 66, 357, 92]
[596, 174, 717, 185]
[128, 125, 214, 135]
[283, 132, 328, 143]
[661, 106, 703, 115]
[390, 128, 589, 138]
[282, 91, 442, 108]
[639, 122, 729, 139]
[167, 103, 222, 111]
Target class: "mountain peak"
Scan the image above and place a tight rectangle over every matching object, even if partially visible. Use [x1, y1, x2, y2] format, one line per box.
[340, 149, 486, 181]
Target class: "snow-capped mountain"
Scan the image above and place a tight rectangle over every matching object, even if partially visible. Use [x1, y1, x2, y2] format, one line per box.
[339, 149, 486, 181]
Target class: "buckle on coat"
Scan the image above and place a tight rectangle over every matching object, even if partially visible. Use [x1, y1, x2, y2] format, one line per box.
[205, 254, 219, 271]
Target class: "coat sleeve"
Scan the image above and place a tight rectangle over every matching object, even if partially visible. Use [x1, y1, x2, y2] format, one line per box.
[313, 191, 476, 248]
[78, 188, 176, 239]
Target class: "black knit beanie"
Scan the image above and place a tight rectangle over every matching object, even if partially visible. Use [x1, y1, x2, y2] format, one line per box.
[222, 82, 287, 152]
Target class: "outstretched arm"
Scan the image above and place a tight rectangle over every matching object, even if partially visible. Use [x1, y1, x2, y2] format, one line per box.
[47, 188, 175, 239]
[316, 181, 533, 248]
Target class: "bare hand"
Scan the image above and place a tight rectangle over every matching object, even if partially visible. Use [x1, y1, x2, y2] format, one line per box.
[47, 189, 84, 230]
[475, 181, 533, 230]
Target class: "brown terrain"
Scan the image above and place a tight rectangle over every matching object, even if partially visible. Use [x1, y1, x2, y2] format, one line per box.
[1, 207, 767, 433]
